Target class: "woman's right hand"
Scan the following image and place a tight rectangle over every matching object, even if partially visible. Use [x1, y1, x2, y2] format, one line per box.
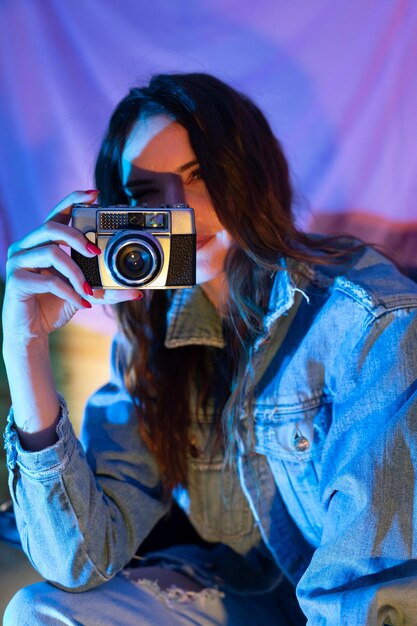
[2, 190, 143, 346]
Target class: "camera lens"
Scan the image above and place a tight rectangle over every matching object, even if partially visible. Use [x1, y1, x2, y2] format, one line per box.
[117, 244, 153, 279]
[105, 233, 162, 286]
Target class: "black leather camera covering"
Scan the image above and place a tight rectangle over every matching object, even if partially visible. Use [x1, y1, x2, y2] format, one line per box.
[167, 234, 196, 286]
[71, 250, 102, 287]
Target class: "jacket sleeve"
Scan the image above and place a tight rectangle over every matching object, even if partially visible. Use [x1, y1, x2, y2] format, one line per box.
[296, 305, 417, 625]
[3, 332, 168, 592]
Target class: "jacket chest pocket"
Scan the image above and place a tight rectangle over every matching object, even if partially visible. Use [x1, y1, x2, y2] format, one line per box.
[253, 398, 332, 547]
[186, 421, 258, 554]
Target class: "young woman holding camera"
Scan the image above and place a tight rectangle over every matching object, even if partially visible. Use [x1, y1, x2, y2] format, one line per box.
[3, 73, 417, 625]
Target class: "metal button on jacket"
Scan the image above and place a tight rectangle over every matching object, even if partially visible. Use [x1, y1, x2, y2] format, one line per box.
[292, 427, 310, 452]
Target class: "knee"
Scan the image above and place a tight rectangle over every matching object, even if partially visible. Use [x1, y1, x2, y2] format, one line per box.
[4, 585, 38, 626]
[3, 583, 57, 626]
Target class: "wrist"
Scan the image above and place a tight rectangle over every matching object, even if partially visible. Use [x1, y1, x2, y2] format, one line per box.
[3, 334, 50, 361]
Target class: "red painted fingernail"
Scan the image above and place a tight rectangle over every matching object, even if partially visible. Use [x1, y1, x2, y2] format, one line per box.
[134, 292, 143, 300]
[82, 298, 92, 309]
[85, 189, 98, 194]
[83, 281, 93, 296]
[86, 242, 101, 255]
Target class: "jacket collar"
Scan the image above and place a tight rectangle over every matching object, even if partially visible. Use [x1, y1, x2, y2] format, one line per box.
[164, 286, 225, 349]
[164, 259, 311, 350]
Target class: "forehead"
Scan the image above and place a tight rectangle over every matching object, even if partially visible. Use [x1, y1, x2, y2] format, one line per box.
[121, 115, 195, 184]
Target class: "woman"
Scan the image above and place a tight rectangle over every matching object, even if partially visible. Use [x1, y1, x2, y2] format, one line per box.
[3, 73, 417, 625]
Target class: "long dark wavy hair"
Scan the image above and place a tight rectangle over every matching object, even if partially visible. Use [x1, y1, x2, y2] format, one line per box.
[95, 73, 353, 494]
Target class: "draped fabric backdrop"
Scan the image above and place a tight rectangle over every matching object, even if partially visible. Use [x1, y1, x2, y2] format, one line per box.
[1, 0, 417, 332]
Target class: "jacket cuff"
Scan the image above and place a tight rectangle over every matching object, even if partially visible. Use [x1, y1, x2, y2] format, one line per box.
[3, 394, 77, 478]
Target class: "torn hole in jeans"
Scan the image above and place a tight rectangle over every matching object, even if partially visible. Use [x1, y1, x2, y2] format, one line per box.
[121, 572, 225, 609]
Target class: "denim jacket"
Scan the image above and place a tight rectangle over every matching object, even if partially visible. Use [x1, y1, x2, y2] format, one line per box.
[4, 244, 417, 625]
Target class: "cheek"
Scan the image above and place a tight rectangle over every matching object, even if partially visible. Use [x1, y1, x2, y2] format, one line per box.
[194, 205, 223, 233]
[185, 191, 220, 227]
[195, 231, 232, 284]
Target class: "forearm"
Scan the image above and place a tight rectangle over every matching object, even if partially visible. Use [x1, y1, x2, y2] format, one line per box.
[4, 390, 168, 590]
[3, 337, 60, 449]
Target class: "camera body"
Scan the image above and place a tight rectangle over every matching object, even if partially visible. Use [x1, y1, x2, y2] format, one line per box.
[71, 204, 196, 289]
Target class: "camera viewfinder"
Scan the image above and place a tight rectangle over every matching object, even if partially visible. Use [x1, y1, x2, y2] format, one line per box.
[145, 213, 167, 229]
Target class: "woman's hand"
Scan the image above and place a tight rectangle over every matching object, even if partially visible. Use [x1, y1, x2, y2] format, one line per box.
[2, 190, 142, 345]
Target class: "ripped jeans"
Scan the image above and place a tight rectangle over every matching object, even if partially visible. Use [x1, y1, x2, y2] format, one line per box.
[3, 545, 306, 626]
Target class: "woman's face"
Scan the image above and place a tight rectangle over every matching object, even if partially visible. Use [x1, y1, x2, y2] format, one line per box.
[121, 115, 232, 285]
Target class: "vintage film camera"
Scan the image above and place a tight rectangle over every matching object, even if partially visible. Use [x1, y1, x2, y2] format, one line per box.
[71, 204, 196, 289]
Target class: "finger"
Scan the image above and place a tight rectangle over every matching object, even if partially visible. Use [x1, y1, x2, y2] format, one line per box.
[9, 268, 92, 310]
[8, 221, 101, 260]
[44, 189, 98, 225]
[8, 247, 142, 307]
[7, 245, 93, 299]
[85, 288, 144, 305]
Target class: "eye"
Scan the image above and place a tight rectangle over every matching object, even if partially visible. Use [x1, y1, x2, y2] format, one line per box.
[187, 168, 203, 183]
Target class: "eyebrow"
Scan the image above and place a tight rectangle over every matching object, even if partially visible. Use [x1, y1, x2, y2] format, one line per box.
[175, 159, 199, 174]
[124, 159, 199, 189]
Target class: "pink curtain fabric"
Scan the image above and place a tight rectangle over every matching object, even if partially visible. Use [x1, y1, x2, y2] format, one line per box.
[1, 0, 416, 277]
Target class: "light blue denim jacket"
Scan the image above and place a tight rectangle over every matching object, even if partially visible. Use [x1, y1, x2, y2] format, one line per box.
[4, 244, 417, 625]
